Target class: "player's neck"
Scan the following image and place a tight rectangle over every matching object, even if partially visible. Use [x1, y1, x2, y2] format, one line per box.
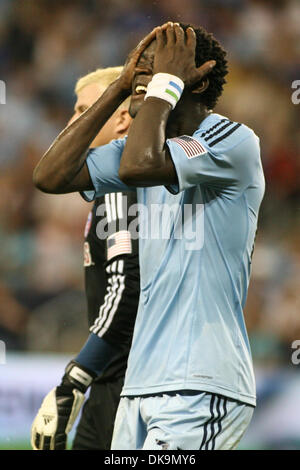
[166, 101, 211, 138]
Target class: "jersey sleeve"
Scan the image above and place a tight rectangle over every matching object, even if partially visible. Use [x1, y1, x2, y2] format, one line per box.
[89, 191, 139, 345]
[81, 137, 135, 202]
[165, 124, 261, 198]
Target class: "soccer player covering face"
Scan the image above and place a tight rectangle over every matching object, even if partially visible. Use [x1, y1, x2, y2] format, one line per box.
[33, 22, 265, 450]
[31, 68, 140, 450]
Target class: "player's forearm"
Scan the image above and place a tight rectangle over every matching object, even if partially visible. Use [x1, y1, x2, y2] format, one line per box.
[119, 97, 174, 186]
[33, 80, 128, 193]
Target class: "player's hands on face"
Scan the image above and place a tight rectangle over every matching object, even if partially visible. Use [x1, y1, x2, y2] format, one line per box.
[118, 23, 169, 94]
[153, 22, 216, 87]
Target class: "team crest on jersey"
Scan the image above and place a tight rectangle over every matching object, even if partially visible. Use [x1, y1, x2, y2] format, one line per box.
[84, 211, 92, 238]
[83, 241, 94, 267]
[170, 135, 206, 159]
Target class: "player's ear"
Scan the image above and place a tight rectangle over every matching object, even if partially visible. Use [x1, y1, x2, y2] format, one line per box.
[191, 78, 209, 95]
[115, 109, 132, 136]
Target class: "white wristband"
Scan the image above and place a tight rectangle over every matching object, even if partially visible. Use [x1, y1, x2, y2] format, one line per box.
[144, 73, 184, 109]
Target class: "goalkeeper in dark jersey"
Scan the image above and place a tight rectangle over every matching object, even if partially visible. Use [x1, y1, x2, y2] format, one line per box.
[31, 67, 140, 450]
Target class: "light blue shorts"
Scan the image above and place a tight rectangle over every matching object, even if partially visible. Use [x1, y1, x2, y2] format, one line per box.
[111, 391, 254, 450]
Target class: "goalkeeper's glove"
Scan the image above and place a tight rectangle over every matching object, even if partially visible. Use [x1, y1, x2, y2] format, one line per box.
[31, 360, 96, 450]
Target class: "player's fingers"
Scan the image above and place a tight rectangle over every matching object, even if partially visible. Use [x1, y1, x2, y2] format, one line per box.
[166, 22, 176, 44]
[174, 23, 184, 44]
[160, 22, 170, 31]
[135, 27, 157, 53]
[155, 26, 165, 49]
[133, 25, 164, 60]
[195, 60, 216, 81]
[128, 27, 157, 68]
[186, 26, 196, 49]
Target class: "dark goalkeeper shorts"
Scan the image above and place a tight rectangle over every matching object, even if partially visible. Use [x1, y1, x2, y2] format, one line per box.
[72, 376, 124, 450]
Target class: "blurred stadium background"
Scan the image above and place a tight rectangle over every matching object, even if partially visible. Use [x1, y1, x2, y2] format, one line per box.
[0, 0, 299, 450]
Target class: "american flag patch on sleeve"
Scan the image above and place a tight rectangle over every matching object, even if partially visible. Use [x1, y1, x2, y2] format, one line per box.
[106, 230, 132, 261]
[170, 135, 207, 159]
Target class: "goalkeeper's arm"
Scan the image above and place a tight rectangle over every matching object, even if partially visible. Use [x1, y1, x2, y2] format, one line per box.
[31, 333, 122, 450]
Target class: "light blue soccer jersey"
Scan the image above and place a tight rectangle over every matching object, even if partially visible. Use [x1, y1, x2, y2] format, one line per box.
[82, 113, 265, 407]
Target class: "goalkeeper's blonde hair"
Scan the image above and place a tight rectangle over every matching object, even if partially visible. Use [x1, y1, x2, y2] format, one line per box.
[75, 66, 130, 109]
